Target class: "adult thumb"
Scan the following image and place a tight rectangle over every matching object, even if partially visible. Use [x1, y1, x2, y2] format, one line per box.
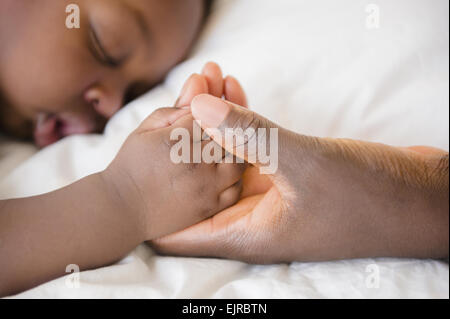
[191, 94, 280, 175]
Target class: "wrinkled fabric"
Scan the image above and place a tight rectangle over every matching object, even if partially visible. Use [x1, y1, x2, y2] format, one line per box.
[1, 0, 448, 298]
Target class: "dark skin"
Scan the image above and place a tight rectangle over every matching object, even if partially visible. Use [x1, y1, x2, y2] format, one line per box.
[0, 0, 204, 146]
[153, 66, 449, 263]
[0, 106, 245, 297]
[0, 0, 246, 297]
[0, 0, 447, 297]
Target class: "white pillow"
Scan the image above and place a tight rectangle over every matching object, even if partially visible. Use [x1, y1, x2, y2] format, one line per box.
[1, 0, 448, 299]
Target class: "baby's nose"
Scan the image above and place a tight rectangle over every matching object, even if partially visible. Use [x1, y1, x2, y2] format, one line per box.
[84, 87, 123, 119]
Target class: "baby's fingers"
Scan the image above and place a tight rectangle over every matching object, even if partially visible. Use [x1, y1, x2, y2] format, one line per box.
[175, 74, 208, 107]
[218, 180, 243, 213]
[202, 62, 224, 98]
[138, 107, 190, 132]
[224, 76, 248, 108]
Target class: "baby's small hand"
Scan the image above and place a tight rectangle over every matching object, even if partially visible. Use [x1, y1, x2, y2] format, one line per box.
[102, 107, 245, 240]
[175, 62, 248, 109]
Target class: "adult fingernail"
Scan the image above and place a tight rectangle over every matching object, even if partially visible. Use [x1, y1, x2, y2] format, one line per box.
[191, 94, 231, 128]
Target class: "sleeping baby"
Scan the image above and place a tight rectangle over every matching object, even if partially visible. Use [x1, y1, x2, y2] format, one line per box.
[1, 0, 448, 298]
[0, 0, 246, 296]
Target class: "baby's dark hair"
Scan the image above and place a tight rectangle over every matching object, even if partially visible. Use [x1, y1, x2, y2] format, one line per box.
[203, 0, 215, 24]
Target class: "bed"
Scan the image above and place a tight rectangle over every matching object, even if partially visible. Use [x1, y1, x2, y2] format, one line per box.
[1, 0, 448, 298]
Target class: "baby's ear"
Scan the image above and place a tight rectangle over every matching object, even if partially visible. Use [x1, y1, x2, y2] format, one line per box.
[138, 107, 191, 133]
[175, 74, 209, 107]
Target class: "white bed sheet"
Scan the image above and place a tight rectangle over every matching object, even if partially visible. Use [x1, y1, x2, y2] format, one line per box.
[1, 0, 448, 298]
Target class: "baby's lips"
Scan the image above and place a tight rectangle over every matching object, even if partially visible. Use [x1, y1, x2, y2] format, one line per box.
[57, 114, 95, 136]
[33, 112, 98, 148]
[34, 114, 60, 148]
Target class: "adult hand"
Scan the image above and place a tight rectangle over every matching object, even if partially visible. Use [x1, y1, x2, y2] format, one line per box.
[152, 94, 449, 263]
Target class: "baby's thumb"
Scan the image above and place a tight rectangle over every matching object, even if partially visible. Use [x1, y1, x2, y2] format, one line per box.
[191, 94, 280, 175]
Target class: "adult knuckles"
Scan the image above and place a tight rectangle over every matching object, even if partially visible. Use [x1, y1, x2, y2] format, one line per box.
[221, 108, 263, 133]
[219, 109, 273, 160]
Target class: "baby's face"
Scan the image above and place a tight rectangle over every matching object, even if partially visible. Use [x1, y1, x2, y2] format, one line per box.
[0, 0, 205, 147]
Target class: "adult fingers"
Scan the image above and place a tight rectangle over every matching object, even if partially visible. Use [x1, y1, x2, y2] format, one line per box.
[191, 94, 280, 175]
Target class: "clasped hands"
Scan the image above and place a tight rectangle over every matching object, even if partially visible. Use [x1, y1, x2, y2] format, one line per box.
[110, 62, 448, 263]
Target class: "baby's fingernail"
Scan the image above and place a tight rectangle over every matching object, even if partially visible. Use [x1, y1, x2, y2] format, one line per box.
[191, 94, 231, 128]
